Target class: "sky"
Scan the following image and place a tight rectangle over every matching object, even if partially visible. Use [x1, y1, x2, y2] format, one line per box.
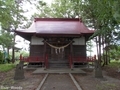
[44, 0, 53, 4]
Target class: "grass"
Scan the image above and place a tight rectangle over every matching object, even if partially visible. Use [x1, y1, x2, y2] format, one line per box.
[0, 60, 24, 72]
[96, 83, 116, 90]
[108, 60, 120, 68]
[0, 64, 16, 72]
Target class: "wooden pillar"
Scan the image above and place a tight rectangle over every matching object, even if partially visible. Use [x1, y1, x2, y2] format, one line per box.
[44, 40, 47, 69]
[44, 41, 46, 55]
[70, 42, 73, 55]
[70, 41, 73, 69]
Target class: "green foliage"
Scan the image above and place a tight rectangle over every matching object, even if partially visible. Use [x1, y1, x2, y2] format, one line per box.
[109, 45, 120, 60]
[0, 64, 15, 72]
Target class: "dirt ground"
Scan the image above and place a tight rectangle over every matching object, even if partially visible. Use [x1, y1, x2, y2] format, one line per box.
[41, 74, 77, 90]
[74, 67, 120, 90]
[0, 66, 120, 90]
[0, 69, 45, 90]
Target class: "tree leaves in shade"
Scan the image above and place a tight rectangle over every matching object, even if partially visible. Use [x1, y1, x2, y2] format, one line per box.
[0, 0, 28, 29]
[80, 0, 119, 53]
[112, 0, 120, 24]
[0, 0, 31, 63]
[0, 0, 14, 28]
[0, 30, 14, 54]
[80, 0, 120, 39]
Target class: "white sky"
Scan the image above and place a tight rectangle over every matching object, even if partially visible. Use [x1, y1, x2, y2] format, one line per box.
[44, 0, 53, 4]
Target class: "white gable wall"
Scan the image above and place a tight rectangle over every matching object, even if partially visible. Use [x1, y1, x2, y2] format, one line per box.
[31, 36, 44, 45]
[73, 37, 85, 45]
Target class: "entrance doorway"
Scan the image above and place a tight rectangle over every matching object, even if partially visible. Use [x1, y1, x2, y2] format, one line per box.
[51, 47, 65, 60]
[45, 38, 72, 68]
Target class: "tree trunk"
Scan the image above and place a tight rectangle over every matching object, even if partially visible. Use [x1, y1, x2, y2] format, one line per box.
[102, 35, 105, 67]
[12, 47, 15, 63]
[107, 41, 110, 64]
[95, 60, 103, 78]
[7, 47, 9, 57]
[11, 33, 15, 63]
[105, 49, 108, 65]
[108, 50, 110, 63]
[95, 38, 98, 53]
[94, 35, 103, 78]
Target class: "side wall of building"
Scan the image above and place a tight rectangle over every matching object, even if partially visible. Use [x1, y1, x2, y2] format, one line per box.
[73, 37, 86, 57]
[30, 36, 44, 56]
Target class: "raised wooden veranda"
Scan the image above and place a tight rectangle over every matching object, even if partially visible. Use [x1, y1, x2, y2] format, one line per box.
[20, 54, 96, 69]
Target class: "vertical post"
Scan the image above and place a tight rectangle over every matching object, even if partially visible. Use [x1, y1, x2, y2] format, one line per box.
[70, 41, 73, 69]
[44, 40, 47, 69]
[20, 54, 23, 60]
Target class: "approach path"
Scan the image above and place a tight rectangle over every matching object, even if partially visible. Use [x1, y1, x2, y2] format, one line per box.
[36, 73, 82, 90]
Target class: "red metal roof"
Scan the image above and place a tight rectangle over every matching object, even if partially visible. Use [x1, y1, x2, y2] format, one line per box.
[35, 18, 94, 34]
[15, 18, 94, 40]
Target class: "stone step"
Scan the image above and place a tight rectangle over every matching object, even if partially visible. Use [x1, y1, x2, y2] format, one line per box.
[28, 63, 44, 68]
[49, 65, 69, 68]
[49, 61, 68, 64]
[49, 66, 69, 68]
[49, 62, 69, 68]
[28, 65, 43, 68]
[49, 59, 68, 61]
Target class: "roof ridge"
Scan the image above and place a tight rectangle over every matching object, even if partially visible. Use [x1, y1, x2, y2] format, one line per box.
[34, 18, 82, 22]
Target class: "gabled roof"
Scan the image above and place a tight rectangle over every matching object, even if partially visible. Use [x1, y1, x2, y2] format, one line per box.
[15, 18, 94, 40]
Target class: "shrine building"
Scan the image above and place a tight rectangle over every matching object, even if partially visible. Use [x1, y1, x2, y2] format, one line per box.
[15, 18, 95, 69]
